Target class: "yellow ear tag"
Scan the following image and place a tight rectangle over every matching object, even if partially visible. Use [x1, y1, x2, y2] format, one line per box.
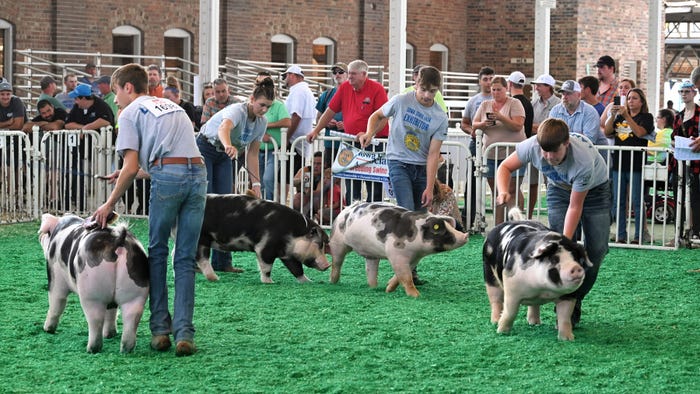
[433, 224, 440, 230]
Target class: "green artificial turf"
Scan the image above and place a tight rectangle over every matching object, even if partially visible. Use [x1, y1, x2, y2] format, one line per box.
[1, 219, 698, 393]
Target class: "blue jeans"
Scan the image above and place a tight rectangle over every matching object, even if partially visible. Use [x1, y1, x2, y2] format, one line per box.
[147, 162, 207, 343]
[259, 151, 275, 200]
[547, 182, 609, 304]
[611, 170, 644, 240]
[388, 160, 426, 212]
[197, 135, 234, 269]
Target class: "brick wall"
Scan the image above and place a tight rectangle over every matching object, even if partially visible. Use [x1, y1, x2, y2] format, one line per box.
[2, 0, 656, 91]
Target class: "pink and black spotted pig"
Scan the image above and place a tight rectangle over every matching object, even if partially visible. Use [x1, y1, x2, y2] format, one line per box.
[329, 202, 468, 298]
[482, 209, 593, 341]
[38, 213, 149, 353]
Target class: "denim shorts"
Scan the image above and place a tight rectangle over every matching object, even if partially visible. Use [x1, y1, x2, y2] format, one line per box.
[485, 158, 525, 179]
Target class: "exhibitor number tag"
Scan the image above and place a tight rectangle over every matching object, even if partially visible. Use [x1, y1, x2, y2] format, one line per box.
[140, 98, 183, 118]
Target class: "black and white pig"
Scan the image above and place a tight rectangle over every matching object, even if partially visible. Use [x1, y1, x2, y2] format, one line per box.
[38, 214, 149, 353]
[482, 208, 593, 341]
[329, 202, 469, 298]
[196, 194, 330, 283]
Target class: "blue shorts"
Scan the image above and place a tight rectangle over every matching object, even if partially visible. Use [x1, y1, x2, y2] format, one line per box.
[486, 158, 525, 179]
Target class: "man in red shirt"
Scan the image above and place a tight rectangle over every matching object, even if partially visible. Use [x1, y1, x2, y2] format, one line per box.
[308, 59, 388, 202]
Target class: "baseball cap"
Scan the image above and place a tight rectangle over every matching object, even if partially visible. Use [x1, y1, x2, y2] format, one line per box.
[531, 74, 556, 87]
[331, 62, 348, 73]
[0, 81, 12, 91]
[281, 65, 304, 79]
[679, 80, 696, 90]
[558, 80, 581, 93]
[96, 75, 111, 85]
[68, 83, 93, 98]
[595, 55, 615, 68]
[507, 71, 527, 85]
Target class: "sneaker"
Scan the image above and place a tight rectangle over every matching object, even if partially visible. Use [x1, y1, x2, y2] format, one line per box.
[150, 335, 171, 351]
[175, 340, 197, 357]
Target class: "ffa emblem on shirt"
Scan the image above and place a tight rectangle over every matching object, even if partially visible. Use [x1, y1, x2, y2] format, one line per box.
[404, 132, 420, 151]
[615, 120, 632, 141]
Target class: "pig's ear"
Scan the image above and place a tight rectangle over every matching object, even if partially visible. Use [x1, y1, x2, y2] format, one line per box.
[531, 241, 559, 259]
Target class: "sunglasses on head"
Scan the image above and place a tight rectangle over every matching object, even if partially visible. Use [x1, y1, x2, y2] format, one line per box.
[332, 70, 345, 75]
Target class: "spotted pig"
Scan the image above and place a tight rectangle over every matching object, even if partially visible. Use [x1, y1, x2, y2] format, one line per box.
[195, 194, 330, 283]
[38, 214, 149, 353]
[329, 202, 468, 297]
[482, 208, 593, 341]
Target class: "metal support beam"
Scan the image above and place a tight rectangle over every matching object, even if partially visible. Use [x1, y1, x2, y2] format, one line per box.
[388, 0, 407, 97]
[534, 0, 555, 78]
[197, 0, 219, 106]
[649, 0, 663, 110]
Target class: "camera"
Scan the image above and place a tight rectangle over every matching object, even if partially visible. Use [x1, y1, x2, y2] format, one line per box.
[613, 96, 620, 105]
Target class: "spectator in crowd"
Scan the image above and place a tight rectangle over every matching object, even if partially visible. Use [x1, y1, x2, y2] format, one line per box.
[194, 82, 214, 131]
[147, 64, 163, 98]
[496, 118, 610, 329]
[430, 178, 464, 232]
[604, 87, 654, 244]
[549, 80, 608, 146]
[460, 66, 495, 229]
[163, 76, 196, 127]
[78, 62, 100, 97]
[316, 62, 349, 168]
[96, 75, 118, 118]
[666, 99, 676, 114]
[23, 99, 67, 203]
[0, 81, 27, 131]
[93, 63, 206, 357]
[530, 73, 560, 135]
[648, 108, 674, 165]
[283, 65, 316, 175]
[200, 78, 237, 125]
[671, 79, 700, 242]
[196, 77, 274, 273]
[292, 151, 324, 216]
[472, 76, 526, 225]
[595, 55, 618, 107]
[65, 83, 115, 210]
[256, 71, 290, 201]
[38, 76, 66, 111]
[56, 74, 78, 111]
[508, 71, 538, 218]
[22, 99, 66, 133]
[600, 78, 636, 134]
[578, 76, 605, 116]
[308, 59, 389, 204]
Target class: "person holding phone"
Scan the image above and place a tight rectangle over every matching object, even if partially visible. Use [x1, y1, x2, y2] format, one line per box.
[604, 87, 655, 244]
[472, 76, 526, 225]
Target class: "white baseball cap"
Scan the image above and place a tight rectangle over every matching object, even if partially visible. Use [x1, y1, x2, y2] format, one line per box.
[281, 65, 304, 79]
[531, 74, 556, 87]
[507, 71, 527, 85]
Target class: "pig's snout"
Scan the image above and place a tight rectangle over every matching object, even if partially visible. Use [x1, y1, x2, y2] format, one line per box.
[314, 254, 331, 271]
[564, 263, 585, 283]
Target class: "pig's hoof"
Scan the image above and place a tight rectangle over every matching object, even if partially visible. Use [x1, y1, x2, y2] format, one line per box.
[260, 277, 274, 284]
[496, 325, 512, 335]
[43, 324, 56, 334]
[205, 273, 219, 282]
[104, 329, 117, 339]
[558, 332, 575, 341]
[297, 275, 311, 283]
[527, 319, 541, 326]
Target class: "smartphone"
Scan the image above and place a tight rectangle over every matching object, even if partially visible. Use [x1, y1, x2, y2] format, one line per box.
[613, 96, 620, 105]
